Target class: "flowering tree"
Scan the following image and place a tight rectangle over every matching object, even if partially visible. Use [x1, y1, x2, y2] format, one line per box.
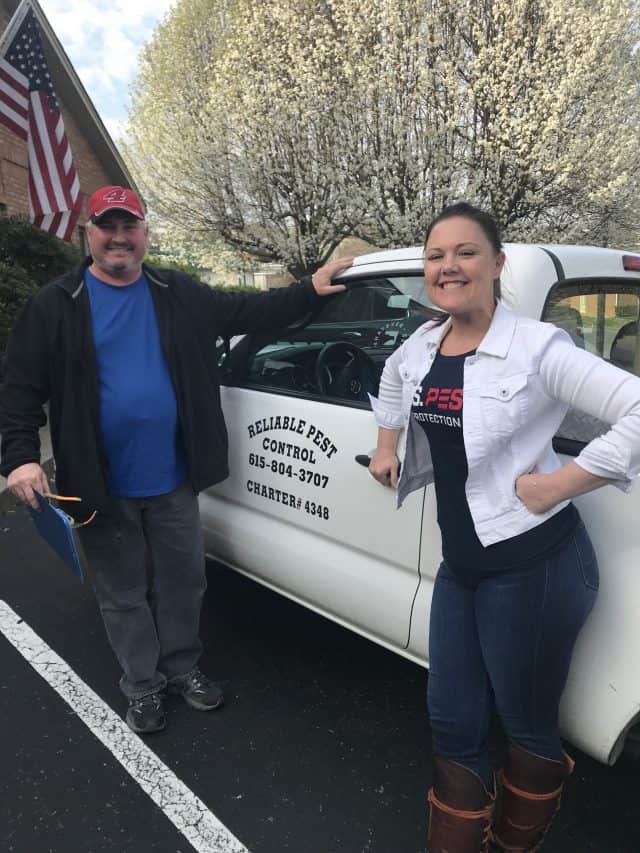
[126, 0, 640, 275]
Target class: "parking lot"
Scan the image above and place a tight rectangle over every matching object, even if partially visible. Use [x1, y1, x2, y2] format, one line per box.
[1, 492, 639, 853]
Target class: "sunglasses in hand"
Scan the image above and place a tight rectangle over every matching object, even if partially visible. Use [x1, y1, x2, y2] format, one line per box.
[43, 492, 97, 529]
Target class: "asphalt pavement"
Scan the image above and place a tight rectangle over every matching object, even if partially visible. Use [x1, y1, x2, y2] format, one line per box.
[1, 485, 639, 853]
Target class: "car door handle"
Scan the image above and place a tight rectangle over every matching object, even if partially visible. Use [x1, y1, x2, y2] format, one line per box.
[355, 454, 402, 475]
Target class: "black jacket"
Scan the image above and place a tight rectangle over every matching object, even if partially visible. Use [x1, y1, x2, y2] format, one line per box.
[0, 258, 321, 517]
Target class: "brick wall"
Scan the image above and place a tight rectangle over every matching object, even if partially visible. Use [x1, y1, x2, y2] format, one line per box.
[0, 132, 28, 214]
[55, 92, 114, 227]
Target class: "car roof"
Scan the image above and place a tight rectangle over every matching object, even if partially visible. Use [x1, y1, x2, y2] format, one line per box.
[345, 242, 639, 275]
[340, 243, 640, 320]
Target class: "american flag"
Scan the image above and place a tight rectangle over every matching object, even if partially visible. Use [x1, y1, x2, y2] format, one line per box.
[0, 2, 81, 241]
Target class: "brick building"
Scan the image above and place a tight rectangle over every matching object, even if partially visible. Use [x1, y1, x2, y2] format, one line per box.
[0, 0, 136, 251]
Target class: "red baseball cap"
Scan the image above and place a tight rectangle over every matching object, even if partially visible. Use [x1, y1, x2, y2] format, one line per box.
[87, 185, 145, 221]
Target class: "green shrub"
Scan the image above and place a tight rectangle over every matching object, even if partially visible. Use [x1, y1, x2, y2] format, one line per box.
[209, 283, 263, 293]
[0, 217, 81, 354]
[0, 216, 81, 287]
[0, 260, 38, 352]
[144, 252, 201, 278]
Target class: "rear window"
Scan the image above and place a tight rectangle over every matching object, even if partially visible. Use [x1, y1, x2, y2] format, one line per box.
[543, 279, 640, 448]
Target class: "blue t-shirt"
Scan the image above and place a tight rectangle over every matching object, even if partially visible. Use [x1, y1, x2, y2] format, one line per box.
[85, 269, 187, 497]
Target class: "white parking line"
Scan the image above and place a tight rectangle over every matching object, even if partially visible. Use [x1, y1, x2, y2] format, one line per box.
[0, 600, 249, 853]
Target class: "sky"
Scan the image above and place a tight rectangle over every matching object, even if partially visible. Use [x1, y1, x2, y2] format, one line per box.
[38, 0, 176, 143]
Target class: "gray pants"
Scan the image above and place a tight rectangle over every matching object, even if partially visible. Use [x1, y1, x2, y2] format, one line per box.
[78, 482, 206, 699]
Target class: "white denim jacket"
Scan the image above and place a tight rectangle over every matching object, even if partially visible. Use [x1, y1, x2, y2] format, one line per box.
[370, 302, 640, 546]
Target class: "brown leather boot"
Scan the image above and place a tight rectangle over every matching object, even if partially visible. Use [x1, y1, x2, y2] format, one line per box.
[493, 742, 575, 852]
[427, 755, 495, 853]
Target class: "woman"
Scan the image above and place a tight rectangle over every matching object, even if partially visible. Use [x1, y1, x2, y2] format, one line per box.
[369, 203, 640, 852]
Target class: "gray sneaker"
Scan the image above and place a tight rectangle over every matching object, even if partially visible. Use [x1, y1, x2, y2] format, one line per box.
[169, 668, 224, 711]
[126, 692, 166, 734]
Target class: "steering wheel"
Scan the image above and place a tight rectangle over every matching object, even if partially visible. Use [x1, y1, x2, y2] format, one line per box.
[314, 342, 379, 401]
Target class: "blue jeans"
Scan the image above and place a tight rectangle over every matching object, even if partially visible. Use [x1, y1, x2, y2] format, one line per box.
[78, 482, 206, 699]
[427, 520, 598, 789]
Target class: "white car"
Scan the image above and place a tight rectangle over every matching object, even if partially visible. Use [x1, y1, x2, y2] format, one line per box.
[200, 243, 640, 765]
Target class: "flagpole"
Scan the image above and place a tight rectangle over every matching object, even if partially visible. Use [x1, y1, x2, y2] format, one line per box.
[0, 0, 31, 55]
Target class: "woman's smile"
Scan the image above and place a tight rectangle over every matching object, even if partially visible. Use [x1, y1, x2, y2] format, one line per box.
[438, 280, 468, 290]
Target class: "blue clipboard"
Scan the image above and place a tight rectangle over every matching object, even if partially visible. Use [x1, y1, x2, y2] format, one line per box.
[28, 491, 85, 581]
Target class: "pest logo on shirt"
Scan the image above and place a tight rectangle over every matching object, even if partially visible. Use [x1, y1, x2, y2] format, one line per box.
[423, 387, 463, 411]
[412, 384, 463, 428]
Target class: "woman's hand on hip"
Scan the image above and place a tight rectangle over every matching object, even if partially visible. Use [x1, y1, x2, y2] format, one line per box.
[515, 472, 558, 514]
[517, 461, 614, 514]
[369, 451, 400, 488]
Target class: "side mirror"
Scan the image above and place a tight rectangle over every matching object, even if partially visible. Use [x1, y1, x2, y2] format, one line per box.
[386, 294, 411, 309]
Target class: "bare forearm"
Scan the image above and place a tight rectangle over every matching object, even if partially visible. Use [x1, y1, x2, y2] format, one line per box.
[516, 461, 615, 514]
[369, 428, 401, 487]
[548, 462, 614, 502]
[376, 427, 400, 455]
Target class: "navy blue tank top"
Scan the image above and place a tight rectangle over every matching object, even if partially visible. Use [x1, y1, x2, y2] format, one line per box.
[411, 350, 578, 578]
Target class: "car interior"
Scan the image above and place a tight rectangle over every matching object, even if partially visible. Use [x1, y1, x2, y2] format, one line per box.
[226, 277, 437, 404]
[223, 278, 640, 414]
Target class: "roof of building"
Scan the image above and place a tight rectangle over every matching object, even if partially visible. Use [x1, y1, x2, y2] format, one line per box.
[2, 0, 137, 191]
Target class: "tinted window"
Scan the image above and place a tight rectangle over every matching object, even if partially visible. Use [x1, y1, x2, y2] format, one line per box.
[544, 280, 640, 445]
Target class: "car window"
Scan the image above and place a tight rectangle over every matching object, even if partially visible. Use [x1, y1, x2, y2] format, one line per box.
[543, 280, 640, 446]
[237, 277, 436, 407]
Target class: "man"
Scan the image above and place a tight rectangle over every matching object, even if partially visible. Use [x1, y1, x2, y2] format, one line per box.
[0, 185, 350, 734]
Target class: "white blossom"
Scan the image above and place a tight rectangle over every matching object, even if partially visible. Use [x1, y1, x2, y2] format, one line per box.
[125, 0, 640, 274]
